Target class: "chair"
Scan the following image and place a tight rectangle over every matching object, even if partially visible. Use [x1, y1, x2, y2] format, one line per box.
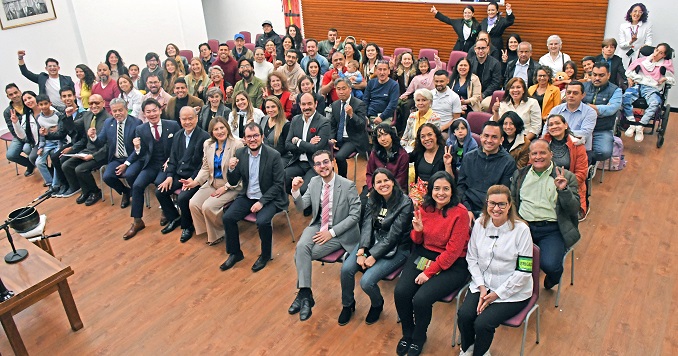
[440, 281, 471, 348]
[94, 165, 107, 204]
[382, 55, 391, 64]
[226, 40, 236, 50]
[208, 39, 219, 54]
[1, 132, 19, 175]
[238, 31, 252, 43]
[471, 133, 481, 147]
[382, 264, 405, 281]
[242, 209, 296, 242]
[466, 111, 492, 135]
[447, 51, 467, 73]
[244, 43, 255, 52]
[501, 244, 541, 356]
[555, 241, 578, 307]
[316, 247, 347, 265]
[255, 33, 263, 45]
[179, 50, 193, 60]
[393, 47, 412, 59]
[328, 140, 361, 183]
[418, 48, 439, 62]
[486, 90, 505, 113]
[378, 46, 384, 56]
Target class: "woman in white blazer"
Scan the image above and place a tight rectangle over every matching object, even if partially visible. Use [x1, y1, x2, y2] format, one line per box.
[618, 3, 653, 66]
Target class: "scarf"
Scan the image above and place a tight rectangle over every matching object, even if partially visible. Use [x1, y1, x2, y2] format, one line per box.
[487, 16, 498, 27]
[463, 19, 473, 27]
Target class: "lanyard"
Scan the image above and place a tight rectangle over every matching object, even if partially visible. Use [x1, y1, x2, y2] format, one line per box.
[630, 25, 639, 38]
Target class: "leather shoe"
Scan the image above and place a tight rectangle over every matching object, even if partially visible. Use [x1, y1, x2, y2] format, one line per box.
[288, 295, 302, 315]
[120, 192, 131, 209]
[160, 212, 168, 226]
[161, 217, 181, 234]
[365, 304, 383, 325]
[76, 192, 88, 204]
[179, 227, 194, 243]
[299, 297, 314, 321]
[84, 190, 102, 206]
[251, 256, 270, 272]
[219, 254, 244, 271]
[338, 302, 355, 326]
[123, 220, 145, 240]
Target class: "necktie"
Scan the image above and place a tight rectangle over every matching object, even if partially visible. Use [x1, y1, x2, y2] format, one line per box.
[337, 101, 346, 144]
[320, 183, 331, 231]
[116, 122, 126, 158]
[153, 124, 160, 141]
[90, 114, 97, 129]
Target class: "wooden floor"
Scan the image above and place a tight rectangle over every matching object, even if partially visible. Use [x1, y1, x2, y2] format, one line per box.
[0, 115, 676, 355]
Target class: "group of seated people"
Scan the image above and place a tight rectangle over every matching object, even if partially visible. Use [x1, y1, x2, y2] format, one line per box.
[2, 2, 674, 355]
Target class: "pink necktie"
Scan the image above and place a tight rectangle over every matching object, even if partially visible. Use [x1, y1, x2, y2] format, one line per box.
[320, 183, 330, 231]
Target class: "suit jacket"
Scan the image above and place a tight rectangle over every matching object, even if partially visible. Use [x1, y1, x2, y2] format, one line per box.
[330, 96, 369, 154]
[434, 12, 481, 52]
[163, 95, 204, 123]
[166, 127, 210, 180]
[294, 174, 361, 251]
[93, 116, 142, 163]
[129, 119, 181, 169]
[594, 54, 628, 90]
[71, 110, 110, 162]
[504, 58, 538, 88]
[198, 103, 231, 132]
[19, 65, 74, 101]
[480, 12, 515, 51]
[469, 55, 503, 98]
[227, 144, 288, 211]
[284, 112, 330, 166]
[195, 138, 243, 187]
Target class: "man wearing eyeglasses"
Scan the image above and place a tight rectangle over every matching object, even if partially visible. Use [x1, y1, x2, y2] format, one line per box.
[511, 139, 580, 290]
[468, 38, 503, 111]
[220, 122, 287, 272]
[288, 150, 361, 321]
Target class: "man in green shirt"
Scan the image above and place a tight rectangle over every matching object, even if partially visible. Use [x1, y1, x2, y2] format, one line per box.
[233, 58, 265, 109]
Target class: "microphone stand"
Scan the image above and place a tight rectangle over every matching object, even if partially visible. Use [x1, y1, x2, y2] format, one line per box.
[1, 193, 52, 264]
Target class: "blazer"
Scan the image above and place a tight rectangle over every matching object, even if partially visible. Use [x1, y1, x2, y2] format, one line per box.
[504, 58, 538, 88]
[194, 138, 243, 187]
[330, 96, 369, 154]
[93, 116, 142, 163]
[259, 116, 291, 163]
[227, 144, 288, 212]
[19, 64, 75, 100]
[469, 55, 503, 98]
[198, 103, 232, 132]
[528, 84, 562, 119]
[163, 95, 205, 123]
[480, 12, 515, 51]
[71, 110, 110, 162]
[166, 127, 210, 180]
[284, 112, 330, 166]
[130, 119, 181, 169]
[434, 12, 481, 52]
[450, 74, 483, 113]
[294, 174, 361, 251]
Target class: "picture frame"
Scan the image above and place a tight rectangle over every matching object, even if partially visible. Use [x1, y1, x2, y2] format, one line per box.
[1, 0, 56, 30]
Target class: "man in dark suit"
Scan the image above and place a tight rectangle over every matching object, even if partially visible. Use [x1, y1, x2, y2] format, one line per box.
[220, 122, 288, 272]
[287, 150, 361, 321]
[284, 92, 330, 196]
[480, 2, 514, 52]
[595, 38, 628, 90]
[504, 42, 537, 88]
[162, 78, 204, 124]
[17, 50, 74, 112]
[329, 78, 369, 178]
[62, 94, 110, 205]
[155, 106, 209, 240]
[122, 98, 181, 240]
[469, 38, 503, 111]
[92, 99, 143, 208]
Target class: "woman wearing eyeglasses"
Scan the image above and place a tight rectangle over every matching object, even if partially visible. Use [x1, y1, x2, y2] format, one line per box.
[457, 184, 533, 356]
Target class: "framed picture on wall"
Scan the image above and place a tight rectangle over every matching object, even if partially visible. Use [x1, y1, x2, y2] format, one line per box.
[1, 0, 56, 30]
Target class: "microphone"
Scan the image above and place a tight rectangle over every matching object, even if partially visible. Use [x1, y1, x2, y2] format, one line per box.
[27, 232, 61, 243]
[35, 189, 54, 202]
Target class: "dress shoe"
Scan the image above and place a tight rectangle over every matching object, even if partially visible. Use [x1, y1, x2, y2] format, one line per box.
[219, 253, 244, 271]
[85, 190, 102, 206]
[24, 166, 35, 177]
[207, 236, 224, 246]
[179, 227, 194, 243]
[123, 220, 145, 240]
[251, 256, 270, 272]
[160, 213, 168, 226]
[365, 304, 383, 325]
[76, 192, 89, 204]
[396, 338, 411, 356]
[299, 297, 314, 321]
[407, 343, 423, 356]
[544, 277, 558, 290]
[120, 192, 130, 209]
[337, 302, 355, 326]
[161, 217, 181, 234]
[288, 295, 302, 315]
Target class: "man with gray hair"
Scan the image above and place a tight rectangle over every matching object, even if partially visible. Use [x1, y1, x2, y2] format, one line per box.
[329, 77, 368, 178]
[504, 42, 537, 87]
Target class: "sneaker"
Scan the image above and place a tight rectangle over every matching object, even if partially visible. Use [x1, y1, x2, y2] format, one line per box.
[635, 126, 644, 142]
[52, 186, 64, 198]
[579, 206, 590, 222]
[624, 125, 636, 137]
[460, 345, 475, 356]
[61, 187, 81, 198]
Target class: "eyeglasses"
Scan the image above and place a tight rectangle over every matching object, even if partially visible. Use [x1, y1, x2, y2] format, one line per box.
[475, 47, 488, 51]
[89, 101, 103, 105]
[313, 159, 331, 167]
[487, 200, 508, 209]
[245, 133, 260, 140]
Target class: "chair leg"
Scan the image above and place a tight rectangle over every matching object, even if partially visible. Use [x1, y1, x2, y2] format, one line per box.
[110, 187, 115, 205]
[600, 163, 606, 183]
[144, 186, 151, 208]
[98, 169, 105, 202]
[536, 305, 541, 344]
[353, 154, 358, 183]
[284, 210, 295, 243]
[452, 291, 462, 347]
[520, 317, 528, 356]
[571, 250, 575, 285]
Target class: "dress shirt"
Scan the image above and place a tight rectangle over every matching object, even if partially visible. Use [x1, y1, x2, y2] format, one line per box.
[518, 163, 558, 222]
[184, 129, 192, 148]
[297, 112, 315, 162]
[546, 102, 597, 150]
[513, 60, 530, 83]
[292, 174, 338, 237]
[538, 52, 572, 75]
[246, 148, 262, 200]
[135, 120, 162, 154]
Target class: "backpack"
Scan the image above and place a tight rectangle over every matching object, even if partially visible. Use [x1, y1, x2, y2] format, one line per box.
[596, 136, 626, 171]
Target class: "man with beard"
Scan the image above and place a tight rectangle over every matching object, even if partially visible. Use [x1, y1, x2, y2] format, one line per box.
[139, 74, 172, 122]
[318, 28, 344, 58]
[91, 63, 120, 113]
[233, 58, 265, 109]
[300, 39, 329, 75]
[430, 70, 462, 138]
[363, 61, 399, 128]
[18, 50, 74, 112]
[469, 38, 503, 111]
[163, 78, 204, 123]
[139, 52, 165, 92]
[583, 62, 621, 163]
[220, 122, 287, 272]
[280, 50, 305, 96]
[212, 43, 240, 87]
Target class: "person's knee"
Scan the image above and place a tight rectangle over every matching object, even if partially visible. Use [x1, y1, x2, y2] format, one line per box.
[411, 293, 433, 311]
[359, 274, 378, 292]
[539, 257, 562, 275]
[256, 219, 272, 230]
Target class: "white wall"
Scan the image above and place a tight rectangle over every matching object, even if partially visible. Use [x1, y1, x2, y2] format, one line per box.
[0, 0, 207, 133]
[605, 0, 678, 106]
[202, 0, 285, 43]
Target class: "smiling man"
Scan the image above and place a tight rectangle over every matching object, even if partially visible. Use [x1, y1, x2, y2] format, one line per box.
[18, 50, 74, 111]
[583, 63, 621, 163]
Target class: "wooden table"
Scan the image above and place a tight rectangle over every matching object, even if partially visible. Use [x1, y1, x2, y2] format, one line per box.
[0, 236, 82, 355]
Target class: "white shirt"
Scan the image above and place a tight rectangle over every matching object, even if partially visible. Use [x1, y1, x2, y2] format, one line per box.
[513, 59, 530, 84]
[339, 97, 351, 138]
[45, 77, 65, 107]
[12, 112, 39, 142]
[254, 61, 274, 82]
[498, 98, 542, 137]
[291, 173, 338, 237]
[122, 89, 143, 119]
[467, 218, 533, 302]
[431, 88, 462, 126]
[538, 52, 571, 75]
[298, 111, 316, 162]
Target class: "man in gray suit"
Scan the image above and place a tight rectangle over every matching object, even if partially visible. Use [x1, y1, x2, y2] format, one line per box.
[288, 150, 361, 321]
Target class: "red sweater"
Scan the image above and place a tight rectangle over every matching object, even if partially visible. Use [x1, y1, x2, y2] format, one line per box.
[411, 203, 470, 277]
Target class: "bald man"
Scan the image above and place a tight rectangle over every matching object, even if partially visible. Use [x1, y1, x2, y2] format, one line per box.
[91, 63, 120, 112]
[155, 106, 210, 241]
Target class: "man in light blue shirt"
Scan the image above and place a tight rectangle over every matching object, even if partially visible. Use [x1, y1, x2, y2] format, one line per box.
[300, 39, 330, 74]
[544, 81, 597, 151]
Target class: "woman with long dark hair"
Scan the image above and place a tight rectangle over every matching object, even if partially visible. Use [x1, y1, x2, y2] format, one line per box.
[619, 3, 653, 65]
[498, 111, 530, 168]
[260, 96, 292, 166]
[409, 123, 454, 184]
[356, 42, 383, 89]
[449, 58, 482, 113]
[366, 123, 409, 191]
[105, 50, 128, 81]
[74, 64, 96, 109]
[286, 24, 304, 52]
[492, 77, 541, 140]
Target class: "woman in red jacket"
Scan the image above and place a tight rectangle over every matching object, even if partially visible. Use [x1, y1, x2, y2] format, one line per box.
[262, 72, 293, 120]
[394, 171, 471, 356]
[542, 114, 588, 218]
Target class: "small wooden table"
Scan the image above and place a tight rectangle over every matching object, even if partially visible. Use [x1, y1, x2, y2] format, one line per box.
[0, 236, 82, 355]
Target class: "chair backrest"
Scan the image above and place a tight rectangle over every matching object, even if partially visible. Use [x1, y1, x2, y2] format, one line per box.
[255, 33, 263, 45]
[179, 50, 193, 60]
[418, 48, 439, 62]
[393, 47, 412, 59]
[244, 43, 255, 51]
[208, 39, 219, 54]
[239, 31, 252, 43]
[471, 132, 481, 147]
[382, 55, 391, 64]
[467, 111, 492, 135]
[447, 50, 467, 73]
[487, 90, 505, 113]
[226, 40, 236, 51]
[379, 46, 384, 56]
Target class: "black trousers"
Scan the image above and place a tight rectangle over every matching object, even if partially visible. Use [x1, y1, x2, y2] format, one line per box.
[284, 160, 315, 195]
[334, 140, 358, 178]
[61, 155, 103, 195]
[457, 292, 529, 355]
[154, 172, 200, 229]
[222, 196, 280, 259]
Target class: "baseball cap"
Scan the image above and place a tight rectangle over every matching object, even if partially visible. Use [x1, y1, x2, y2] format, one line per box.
[262, 20, 273, 27]
[234, 34, 245, 40]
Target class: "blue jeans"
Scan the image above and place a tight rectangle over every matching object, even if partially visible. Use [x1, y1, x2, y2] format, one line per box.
[590, 130, 613, 162]
[529, 222, 566, 286]
[340, 245, 409, 307]
[622, 85, 661, 125]
[6, 138, 37, 169]
[35, 141, 60, 186]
